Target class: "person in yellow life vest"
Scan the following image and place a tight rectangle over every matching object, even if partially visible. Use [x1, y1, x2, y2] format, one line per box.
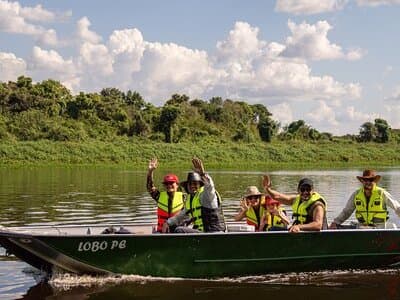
[329, 170, 400, 229]
[262, 175, 327, 233]
[146, 158, 185, 233]
[260, 197, 290, 231]
[162, 157, 225, 233]
[234, 186, 265, 231]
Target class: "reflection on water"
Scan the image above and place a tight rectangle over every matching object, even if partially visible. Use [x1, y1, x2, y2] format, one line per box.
[18, 269, 400, 300]
[0, 166, 400, 299]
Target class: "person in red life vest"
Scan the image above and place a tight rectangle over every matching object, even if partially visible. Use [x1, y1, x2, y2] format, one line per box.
[234, 186, 266, 231]
[260, 197, 290, 231]
[147, 157, 185, 232]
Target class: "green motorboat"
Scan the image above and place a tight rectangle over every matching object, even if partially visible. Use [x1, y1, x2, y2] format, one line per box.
[1, 223, 400, 278]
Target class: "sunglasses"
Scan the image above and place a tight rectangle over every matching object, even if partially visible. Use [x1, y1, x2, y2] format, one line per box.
[247, 196, 260, 201]
[362, 178, 375, 183]
[300, 186, 312, 193]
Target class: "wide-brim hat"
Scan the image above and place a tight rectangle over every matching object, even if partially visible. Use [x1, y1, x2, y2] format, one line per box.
[244, 186, 262, 198]
[180, 171, 204, 190]
[357, 169, 381, 183]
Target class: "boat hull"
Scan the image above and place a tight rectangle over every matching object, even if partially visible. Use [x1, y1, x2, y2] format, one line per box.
[2, 226, 400, 278]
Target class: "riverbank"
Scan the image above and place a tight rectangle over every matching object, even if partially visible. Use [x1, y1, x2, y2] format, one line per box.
[0, 139, 399, 169]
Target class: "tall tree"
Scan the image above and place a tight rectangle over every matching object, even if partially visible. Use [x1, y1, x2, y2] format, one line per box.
[158, 105, 180, 143]
[359, 121, 376, 142]
[374, 118, 390, 143]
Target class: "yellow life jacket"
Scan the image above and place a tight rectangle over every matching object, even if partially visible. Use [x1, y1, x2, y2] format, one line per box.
[354, 185, 388, 226]
[292, 192, 326, 225]
[245, 198, 266, 230]
[265, 207, 287, 231]
[185, 187, 225, 232]
[185, 187, 205, 231]
[157, 191, 184, 232]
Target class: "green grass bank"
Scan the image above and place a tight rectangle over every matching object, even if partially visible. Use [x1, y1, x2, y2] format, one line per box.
[1, 139, 399, 170]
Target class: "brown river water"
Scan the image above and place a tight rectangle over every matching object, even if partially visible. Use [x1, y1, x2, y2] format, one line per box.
[1, 166, 400, 300]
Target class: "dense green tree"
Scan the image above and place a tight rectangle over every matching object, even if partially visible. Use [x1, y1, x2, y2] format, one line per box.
[258, 118, 277, 142]
[125, 90, 145, 109]
[374, 118, 390, 143]
[158, 105, 180, 143]
[359, 121, 376, 142]
[165, 94, 189, 106]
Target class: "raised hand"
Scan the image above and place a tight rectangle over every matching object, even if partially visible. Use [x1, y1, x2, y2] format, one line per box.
[240, 198, 249, 212]
[262, 175, 271, 189]
[192, 157, 205, 175]
[148, 158, 158, 170]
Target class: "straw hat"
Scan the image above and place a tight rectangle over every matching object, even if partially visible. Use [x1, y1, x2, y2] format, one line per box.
[244, 186, 262, 198]
[356, 169, 381, 183]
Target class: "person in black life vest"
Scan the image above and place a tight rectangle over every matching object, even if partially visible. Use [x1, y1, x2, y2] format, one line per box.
[162, 157, 226, 233]
[329, 169, 400, 229]
[262, 175, 327, 233]
[147, 157, 185, 233]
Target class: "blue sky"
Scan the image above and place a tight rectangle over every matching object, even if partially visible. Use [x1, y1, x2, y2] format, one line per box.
[1, 0, 400, 135]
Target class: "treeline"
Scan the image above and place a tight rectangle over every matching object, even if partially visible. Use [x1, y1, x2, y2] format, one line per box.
[0, 76, 398, 144]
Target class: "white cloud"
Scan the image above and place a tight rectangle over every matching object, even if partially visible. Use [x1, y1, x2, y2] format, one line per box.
[28, 47, 78, 90]
[19, 3, 56, 22]
[384, 104, 400, 128]
[0, 14, 364, 133]
[0, 52, 27, 81]
[79, 42, 113, 77]
[306, 101, 339, 133]
[0, 0, 67, 46]
[275, 0, 348, 15]
[135, 42, 219, 104]
[76, 17, 102, 44]
[269, 102, 294, 126]
[281, 20, 363, 61]
[356, 0, 400, 6]
[108, 28, 145, 78]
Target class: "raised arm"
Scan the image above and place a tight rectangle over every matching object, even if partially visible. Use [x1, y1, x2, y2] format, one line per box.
[147, 158, 159, 199]
[262, 175, 296, 206]
[234, 198, 249, 221]
[192, 157, 219, 208]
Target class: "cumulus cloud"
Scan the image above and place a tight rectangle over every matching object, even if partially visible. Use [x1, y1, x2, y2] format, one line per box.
[275, 0, 348, 15]
[275, 0, 400, 15]
[2, 20, 360, 106]
[306, 101, 339, 133]
[0, 52, 27, 82]
[135, 42, 219, 103]
[0, 0, 70, 46]
[281, 20, 363, 61]
[28, 47, 78, 90]
[76, 17, 102, 44]
[1, 4, 365, 133]
[356, 0, 400, 6]
[269, 102, 294, 126]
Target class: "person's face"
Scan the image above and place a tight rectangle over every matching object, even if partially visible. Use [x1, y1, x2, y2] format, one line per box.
[361, 178, 375, 191]
[188, 181, 201, 194]
[246, 195, 260, 207]
[267, 204, 278, 211]
[299, 185, 313, 201]
[163, 182, 178, 193]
